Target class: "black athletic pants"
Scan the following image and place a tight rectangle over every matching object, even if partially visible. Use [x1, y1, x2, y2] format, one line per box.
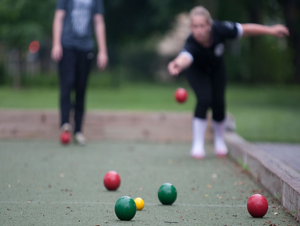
[58, 47, 93, 133]
[186, 64, 226, 122]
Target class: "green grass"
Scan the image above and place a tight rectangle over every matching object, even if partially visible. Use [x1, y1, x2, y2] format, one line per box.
[0, 84, 195, 111]
[0, 82, 299, 143]
[227, 85, 300, 143]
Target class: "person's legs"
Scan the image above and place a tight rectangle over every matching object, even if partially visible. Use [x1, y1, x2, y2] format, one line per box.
[186, 68, 212, 158]
[58, 48, 77, 130]
[211, 64, 228, 156]
[73, 50, 93, 142]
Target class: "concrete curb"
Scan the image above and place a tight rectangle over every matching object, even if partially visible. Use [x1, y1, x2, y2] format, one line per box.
[225, 132, 300, 221]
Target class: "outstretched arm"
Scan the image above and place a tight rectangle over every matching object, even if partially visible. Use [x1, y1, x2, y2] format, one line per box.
[168, 52, 193, 76]
[241, 24, 289, 38]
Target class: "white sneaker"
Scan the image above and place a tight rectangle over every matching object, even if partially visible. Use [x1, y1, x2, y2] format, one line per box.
[190, 118, 207, 159]
[190, 149, 206, 159]
[215, 147, 228, 157]
[61, 123, 72, 132]
[74, 132, 86, 146]
[213, 120, 228, 157]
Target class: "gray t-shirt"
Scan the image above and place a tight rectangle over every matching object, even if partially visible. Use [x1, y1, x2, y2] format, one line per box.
[56, 0, 104, 51]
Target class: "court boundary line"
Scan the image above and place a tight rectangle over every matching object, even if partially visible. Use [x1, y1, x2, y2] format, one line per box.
[0, 201, 252, 208]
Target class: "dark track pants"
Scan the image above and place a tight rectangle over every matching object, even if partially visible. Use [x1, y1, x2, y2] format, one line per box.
[58, 48, 93, 133]
[186, 65, 227, 122]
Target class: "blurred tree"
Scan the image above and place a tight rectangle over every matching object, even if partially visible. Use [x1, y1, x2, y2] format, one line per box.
[218, 0, 294, 84]
[277, 0, 300, 83]
[105, 0, 197, 45]
[0, 0, 55, 48]
[0, 0, 56, 88]
[0, 0, 298, 84]
[104, 0, 200, 80]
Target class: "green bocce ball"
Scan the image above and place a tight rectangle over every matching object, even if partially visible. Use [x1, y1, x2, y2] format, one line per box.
[158, 183, 177, 205]
[115, 196, 136, 221]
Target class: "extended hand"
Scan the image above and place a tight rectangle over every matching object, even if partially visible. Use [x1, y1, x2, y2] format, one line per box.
[271, 25, 290, 38]
[168, 61, 181, 76]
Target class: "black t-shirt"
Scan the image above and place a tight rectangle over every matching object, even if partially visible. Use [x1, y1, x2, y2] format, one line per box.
[56, 0, 104, 51]
[183, 21, 242, 73]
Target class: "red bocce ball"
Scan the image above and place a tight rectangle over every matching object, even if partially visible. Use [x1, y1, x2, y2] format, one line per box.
[175, 88, 188, 103]
[247, 194, 268, 218]
[60, 131, 71, 145]
[103, 171, 121, 191]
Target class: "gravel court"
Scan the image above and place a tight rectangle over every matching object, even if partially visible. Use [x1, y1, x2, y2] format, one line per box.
[0, 141, 298, 226]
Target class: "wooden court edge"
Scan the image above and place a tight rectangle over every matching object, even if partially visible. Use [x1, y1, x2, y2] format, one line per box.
[0, 110, 207, 142]
[225, 132, 300, 221]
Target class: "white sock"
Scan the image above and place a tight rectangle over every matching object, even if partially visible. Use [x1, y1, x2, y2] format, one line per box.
[213, 120, 228, 154]
[190, 118, 207, 158]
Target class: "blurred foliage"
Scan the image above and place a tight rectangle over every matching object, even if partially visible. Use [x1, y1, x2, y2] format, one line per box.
[118, 42, 158, 82]
[0, 0, 56, 49]
[0, 62, 8, 85]
[105, 0, 198, 45]
[225, 37, 294, 84]
[0, 0, 299, 84]
[218, 0, 299, 83]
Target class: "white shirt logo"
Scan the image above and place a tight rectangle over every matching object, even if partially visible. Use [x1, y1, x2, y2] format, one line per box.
[214, 43, 225, 57]
[71, 0, 93, 36]
[224, 21, 235, 30]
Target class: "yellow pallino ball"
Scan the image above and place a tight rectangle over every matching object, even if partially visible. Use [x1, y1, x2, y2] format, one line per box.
[134, 197, 145, 211]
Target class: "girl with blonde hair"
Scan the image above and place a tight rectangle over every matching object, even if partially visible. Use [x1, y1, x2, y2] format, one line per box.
[168, 6, 289, 159]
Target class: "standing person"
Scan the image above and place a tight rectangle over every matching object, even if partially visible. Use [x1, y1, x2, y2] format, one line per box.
[168, 6, 289, 159]
[51, 0, 108, 145]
